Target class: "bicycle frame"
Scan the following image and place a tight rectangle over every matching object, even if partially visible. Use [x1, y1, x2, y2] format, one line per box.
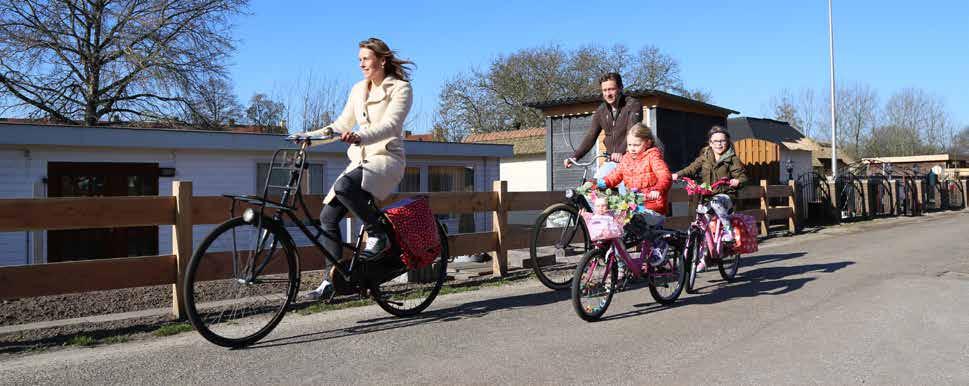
[224, 139, 368, 284]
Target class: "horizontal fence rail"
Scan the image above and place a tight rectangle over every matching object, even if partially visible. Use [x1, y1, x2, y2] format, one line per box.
[3, 177, 965, 317]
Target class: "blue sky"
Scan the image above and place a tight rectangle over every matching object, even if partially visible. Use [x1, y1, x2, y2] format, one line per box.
[229, 0, 969, 132]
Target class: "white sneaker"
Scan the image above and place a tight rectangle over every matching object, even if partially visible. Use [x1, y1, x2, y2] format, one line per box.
[305, 281, 333, 301]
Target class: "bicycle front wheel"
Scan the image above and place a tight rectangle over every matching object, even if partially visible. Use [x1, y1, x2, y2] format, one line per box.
[718, 250, 741, 282]
[571, 248, 616, 322]
[685, 230, 705, 294]
[183, 216, 299, 348]
[372, 219, 449, 317]
[530, 203, 590, 290]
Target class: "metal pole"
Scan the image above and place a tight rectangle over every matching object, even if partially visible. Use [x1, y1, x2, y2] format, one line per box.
[828, 0, 838, 181]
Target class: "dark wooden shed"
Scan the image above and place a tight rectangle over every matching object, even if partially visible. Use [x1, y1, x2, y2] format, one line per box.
[526, 90, 738, 191]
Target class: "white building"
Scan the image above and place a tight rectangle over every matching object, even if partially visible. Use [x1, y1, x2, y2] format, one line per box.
[0, 122, 511, 266]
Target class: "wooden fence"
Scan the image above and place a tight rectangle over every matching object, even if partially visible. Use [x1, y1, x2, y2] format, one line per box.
[0, 179, 798, 318]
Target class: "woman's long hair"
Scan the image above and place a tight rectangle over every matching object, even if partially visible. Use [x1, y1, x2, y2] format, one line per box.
[359, 37, 415, 81]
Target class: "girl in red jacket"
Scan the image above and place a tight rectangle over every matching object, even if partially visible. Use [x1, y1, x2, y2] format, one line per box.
[597, 123, 672, 266]
[599, 123, 672, 213]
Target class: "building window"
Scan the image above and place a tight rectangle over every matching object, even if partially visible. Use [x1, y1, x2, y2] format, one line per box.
[399, 167, 421, 192]
[257, 163, 325, 195]
[429, 166, 475, 233]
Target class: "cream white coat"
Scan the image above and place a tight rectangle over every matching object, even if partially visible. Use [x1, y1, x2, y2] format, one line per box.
[307, 76, 412, 203]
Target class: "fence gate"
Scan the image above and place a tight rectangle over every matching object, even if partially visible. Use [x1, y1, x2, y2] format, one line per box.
[794, 172, 834, 229]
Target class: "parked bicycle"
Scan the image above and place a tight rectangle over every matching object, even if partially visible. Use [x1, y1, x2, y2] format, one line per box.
[680, 177, 745, 294]
[570, 191, 687, 322]
[527, 156, 606, 290]
[182, 129, 449, 348]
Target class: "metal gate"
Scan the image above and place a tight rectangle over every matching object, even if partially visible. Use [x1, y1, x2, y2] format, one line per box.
[794, 172, 834, 229]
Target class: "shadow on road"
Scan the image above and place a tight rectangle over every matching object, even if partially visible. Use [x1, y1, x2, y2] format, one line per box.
[244, 286, 573, 350]
[248, 252, 854, 348]
[598, 252, 853, 322]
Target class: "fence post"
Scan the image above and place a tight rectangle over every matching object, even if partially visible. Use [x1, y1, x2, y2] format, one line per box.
[491, 180, 508, 277]
[861, 179, 871, 218]
[828, 180, 839, 223]
[787, 180, 797, 234]
[759, 180, 769, 236]
[914, 179, 924, 215]
[172, 181, 193, 319]
[889, 180, 898, 216]
[963, 179, 968, 210]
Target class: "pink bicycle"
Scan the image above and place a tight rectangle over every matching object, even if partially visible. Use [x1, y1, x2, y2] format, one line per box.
[571, 205, 688, 322]
[680, 177, 743, 293]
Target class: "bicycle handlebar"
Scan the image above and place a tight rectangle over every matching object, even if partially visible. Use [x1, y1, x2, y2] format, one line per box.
[566, 154, 608, 168]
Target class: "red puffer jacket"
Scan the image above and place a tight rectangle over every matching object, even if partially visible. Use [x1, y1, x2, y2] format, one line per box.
[602, 147, 672, 213]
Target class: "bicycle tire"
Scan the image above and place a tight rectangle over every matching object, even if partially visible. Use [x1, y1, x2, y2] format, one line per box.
[685, 230, 704, 294]
[571, 248, 616, 322]
[530, 203, 590, 290]
[372, 220, 449, 317]
[647, 239, 687, 305]
[183, 216, 299, 348]
[718, 250, 741, 282]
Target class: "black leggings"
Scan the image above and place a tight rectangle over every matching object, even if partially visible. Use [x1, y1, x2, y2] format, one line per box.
[319, 167, 383, 268]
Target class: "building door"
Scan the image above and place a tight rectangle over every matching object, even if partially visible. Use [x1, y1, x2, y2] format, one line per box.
[47, 162, 159, 262]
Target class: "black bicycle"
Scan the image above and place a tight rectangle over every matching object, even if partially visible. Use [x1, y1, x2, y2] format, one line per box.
[183, 130, 449, 348]
[527, 156, 604, 290]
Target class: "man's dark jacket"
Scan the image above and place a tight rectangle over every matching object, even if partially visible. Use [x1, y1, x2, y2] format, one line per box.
[571, 94, 643, 159]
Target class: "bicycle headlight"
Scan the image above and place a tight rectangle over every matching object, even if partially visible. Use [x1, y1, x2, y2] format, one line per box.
[242, 208, 256, 223]
[565, 188, 575, 199]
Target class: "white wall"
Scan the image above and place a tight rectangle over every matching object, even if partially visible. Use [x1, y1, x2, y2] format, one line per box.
[779, 149, 814, 183]
[0, 145, 500, 265]
[501, 155, 546, 192]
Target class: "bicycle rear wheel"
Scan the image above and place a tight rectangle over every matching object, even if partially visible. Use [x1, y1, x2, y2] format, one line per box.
[530, 203, 590, 290]
[183, 216, 299, 348]
[571, 248, 616, 322]
[647, 239, 686, 305]
[372, 220, 449, 317]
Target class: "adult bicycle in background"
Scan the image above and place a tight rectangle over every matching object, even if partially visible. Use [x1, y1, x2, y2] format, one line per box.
[527, 155, 606, 290]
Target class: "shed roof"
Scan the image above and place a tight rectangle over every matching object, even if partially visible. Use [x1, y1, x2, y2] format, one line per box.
[524, 89, 738, 115]
[463, 127, 545, 156]
[0, 122, 513, 158]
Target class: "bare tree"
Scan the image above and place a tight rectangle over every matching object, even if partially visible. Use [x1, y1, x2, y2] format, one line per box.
[182, 76, 242, 130]
[0, 0, 248, 125]
[434, 43, 701, 141]
[880, 88, 952, 155]
[831, 83, 878, 158]
[952, 125, 969, 158]
[766, 88, 823, 139]
[245, 93, 285, 132]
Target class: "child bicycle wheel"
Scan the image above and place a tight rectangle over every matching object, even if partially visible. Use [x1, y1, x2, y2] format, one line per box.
[571, 248, 617, 322]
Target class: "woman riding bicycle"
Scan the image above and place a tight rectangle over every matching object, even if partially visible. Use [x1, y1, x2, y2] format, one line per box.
[672, 126, 747, 269]
[291, 37, 414, 300]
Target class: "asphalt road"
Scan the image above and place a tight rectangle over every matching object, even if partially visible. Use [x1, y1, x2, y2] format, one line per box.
[3, 211, 968, 385]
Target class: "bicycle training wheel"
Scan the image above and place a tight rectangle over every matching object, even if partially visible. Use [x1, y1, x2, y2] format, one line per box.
[183, 216, 299, 348]
[647, 239, 687, 305]
[530, 203, 590, 290]
[571, 248, 616, 322]
[372, 219, 449, 317]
